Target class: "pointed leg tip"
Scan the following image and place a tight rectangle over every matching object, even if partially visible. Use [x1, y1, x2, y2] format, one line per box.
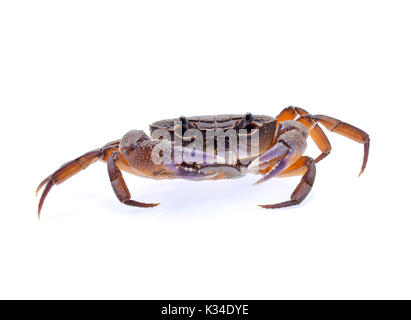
[141, 201, 160, 208]
[258, 204, 274, 209]
[36, 180, 53, 218]
[150, 203, 160, 207]
[259, 200, 299, 209]
[36, 177, 49, 196]
[123, 199, 160, 208]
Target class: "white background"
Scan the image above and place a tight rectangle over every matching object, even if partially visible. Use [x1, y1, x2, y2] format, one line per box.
[1, 1, 410, 299]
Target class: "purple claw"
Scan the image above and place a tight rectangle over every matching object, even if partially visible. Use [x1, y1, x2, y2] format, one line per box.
[165, 146, 225, 180]
[173, 146, 223, 165]
[165, 163, 218, 180]
[253, 158, 289, 185]
[248, 142, 289, 173]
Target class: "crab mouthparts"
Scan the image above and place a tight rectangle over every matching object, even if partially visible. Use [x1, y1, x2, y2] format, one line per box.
[180, 163, 207, 174]
[166, 162, 218, 179]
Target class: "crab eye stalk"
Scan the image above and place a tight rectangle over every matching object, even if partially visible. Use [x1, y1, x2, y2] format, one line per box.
[179, 116, 187, 126]
[179, 116, 196, 130]
[236, 112, 255, 129]
[245, 112, 253, 122]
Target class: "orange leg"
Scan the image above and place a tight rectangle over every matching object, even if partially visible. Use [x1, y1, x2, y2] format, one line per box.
[36, 142, 119, 218]
[278, 156, 312, 177]
[275, 105, 303, 122]
[107, 152, 159, 208]
[260, 156, 316, 209]
[275, 106, 332, 163]
[298, 114, 370, 176]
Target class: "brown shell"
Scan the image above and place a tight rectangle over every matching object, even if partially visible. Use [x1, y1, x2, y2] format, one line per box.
[150, 114, 273, 131]
[149, 114, 277, 159]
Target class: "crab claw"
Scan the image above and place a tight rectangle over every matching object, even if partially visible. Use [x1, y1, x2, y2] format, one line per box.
[175, 143, 225, 165]
[247, 141, 290, 174]
[165, 146, 226, 180]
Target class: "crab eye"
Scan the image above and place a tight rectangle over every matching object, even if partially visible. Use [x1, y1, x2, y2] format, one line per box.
[179, 116, 187, 125]
[245, 112, 253, 122]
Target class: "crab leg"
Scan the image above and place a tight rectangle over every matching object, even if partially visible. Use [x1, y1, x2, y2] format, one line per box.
[275, 105, 305, 123]
[276, 106, 370, 175]
[259, 156, 316, 209]
[298, 114, 370, 176]
[275, 106, 332, 163]
[36, 142, 120, 218]
[107, 151, 159, 208]
[277, 156, 314, 178]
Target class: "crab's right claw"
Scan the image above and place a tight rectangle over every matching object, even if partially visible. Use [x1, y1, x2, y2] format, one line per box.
[247, 141, 290, 175]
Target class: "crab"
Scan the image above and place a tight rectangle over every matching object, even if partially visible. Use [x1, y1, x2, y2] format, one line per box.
[36, 106, 370, 217]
